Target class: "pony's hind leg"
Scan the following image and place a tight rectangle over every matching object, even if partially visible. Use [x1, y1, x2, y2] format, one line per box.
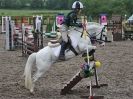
[31, 61, 52, 93]
[33, 70, 44, 82]
[30, 70, 44, 93]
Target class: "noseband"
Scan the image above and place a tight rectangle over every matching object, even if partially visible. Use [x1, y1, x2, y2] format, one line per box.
[88, 26, 106, 42]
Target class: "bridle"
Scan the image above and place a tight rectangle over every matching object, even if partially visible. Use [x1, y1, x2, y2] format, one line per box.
[74, 26, 106, 42]
[90, 26, 106, 42]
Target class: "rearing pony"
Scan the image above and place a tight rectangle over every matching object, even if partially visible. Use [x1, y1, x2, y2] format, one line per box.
[23, 23, 106, 93]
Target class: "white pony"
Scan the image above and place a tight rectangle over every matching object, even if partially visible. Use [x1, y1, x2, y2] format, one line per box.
[23, 23, 107, 93]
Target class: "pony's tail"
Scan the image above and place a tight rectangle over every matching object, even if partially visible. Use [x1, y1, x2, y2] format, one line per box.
[24, 53, 36, 90]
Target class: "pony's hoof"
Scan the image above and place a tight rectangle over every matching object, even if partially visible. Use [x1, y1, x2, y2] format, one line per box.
[100, 43, 105, 47]
[100, 42, 105, 47]
[93, 46, 97, 49]
[30, 89, 34, 94]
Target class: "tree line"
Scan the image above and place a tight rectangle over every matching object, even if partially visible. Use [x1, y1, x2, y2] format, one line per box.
[0, 0, 133, 17]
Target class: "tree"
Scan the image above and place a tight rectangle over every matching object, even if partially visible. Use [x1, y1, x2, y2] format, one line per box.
[0, 0, 133, 17]
[31, 0, 44, 9]
[21, 0, 32, 8]
[14, 0, 22, 9]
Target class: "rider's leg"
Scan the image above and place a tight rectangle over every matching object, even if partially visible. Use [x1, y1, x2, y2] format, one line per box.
[59, 25, 68, 60]
[61, 25, 68, 43]
[59, 41, 67, 60]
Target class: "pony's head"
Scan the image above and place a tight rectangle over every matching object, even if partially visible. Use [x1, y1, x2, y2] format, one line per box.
[69, 27, 96, 52]
[86, 22, 107, 46]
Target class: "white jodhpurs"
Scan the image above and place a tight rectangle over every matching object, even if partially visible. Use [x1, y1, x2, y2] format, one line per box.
[60, 25, 69, 43]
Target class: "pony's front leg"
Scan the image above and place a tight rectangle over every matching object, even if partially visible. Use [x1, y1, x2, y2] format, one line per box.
[88, 45, 97, 50]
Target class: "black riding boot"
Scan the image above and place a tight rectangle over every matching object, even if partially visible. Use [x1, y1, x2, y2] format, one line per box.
[59, 41, 67, 61]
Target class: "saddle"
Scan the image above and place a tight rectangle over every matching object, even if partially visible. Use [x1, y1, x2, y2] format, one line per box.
[48, 39, 60, 47]
[48, 36, 78, 56]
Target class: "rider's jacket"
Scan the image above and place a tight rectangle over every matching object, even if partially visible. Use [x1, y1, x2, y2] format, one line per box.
[63, 10, 82, 27]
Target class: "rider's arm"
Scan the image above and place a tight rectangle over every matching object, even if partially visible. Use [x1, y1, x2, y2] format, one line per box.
[66, 11, 82, 27]
[70, 13, 82, 27]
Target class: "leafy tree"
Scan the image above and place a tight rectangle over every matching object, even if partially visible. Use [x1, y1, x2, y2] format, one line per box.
[14, 0, 22, 9]
[31, 0, 44, 9]
[0, 0, 133, 17]
[21, 0, 32, 8]
[0, 0, 4, 8]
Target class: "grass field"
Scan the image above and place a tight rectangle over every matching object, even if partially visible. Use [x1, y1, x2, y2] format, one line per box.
[0, 9, 70, 16]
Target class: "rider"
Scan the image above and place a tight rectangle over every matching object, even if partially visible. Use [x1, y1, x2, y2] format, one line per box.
[59, 1, 84, 60]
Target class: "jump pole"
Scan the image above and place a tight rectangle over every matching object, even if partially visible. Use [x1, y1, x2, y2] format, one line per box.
[87, 54, 108, 89]
[5, 16, 15, 51]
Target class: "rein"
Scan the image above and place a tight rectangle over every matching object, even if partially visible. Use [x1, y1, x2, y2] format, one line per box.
[74, 27, 106, 42]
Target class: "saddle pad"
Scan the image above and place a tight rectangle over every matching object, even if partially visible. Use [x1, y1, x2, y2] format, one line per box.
[51, 45, 61, 57]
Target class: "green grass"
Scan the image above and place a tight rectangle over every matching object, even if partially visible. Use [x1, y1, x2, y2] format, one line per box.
[0, 9, 70, 16]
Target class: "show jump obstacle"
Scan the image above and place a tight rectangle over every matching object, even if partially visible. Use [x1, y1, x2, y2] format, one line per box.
[22, 16, 43, 56]
[60, 52, 107, 99]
